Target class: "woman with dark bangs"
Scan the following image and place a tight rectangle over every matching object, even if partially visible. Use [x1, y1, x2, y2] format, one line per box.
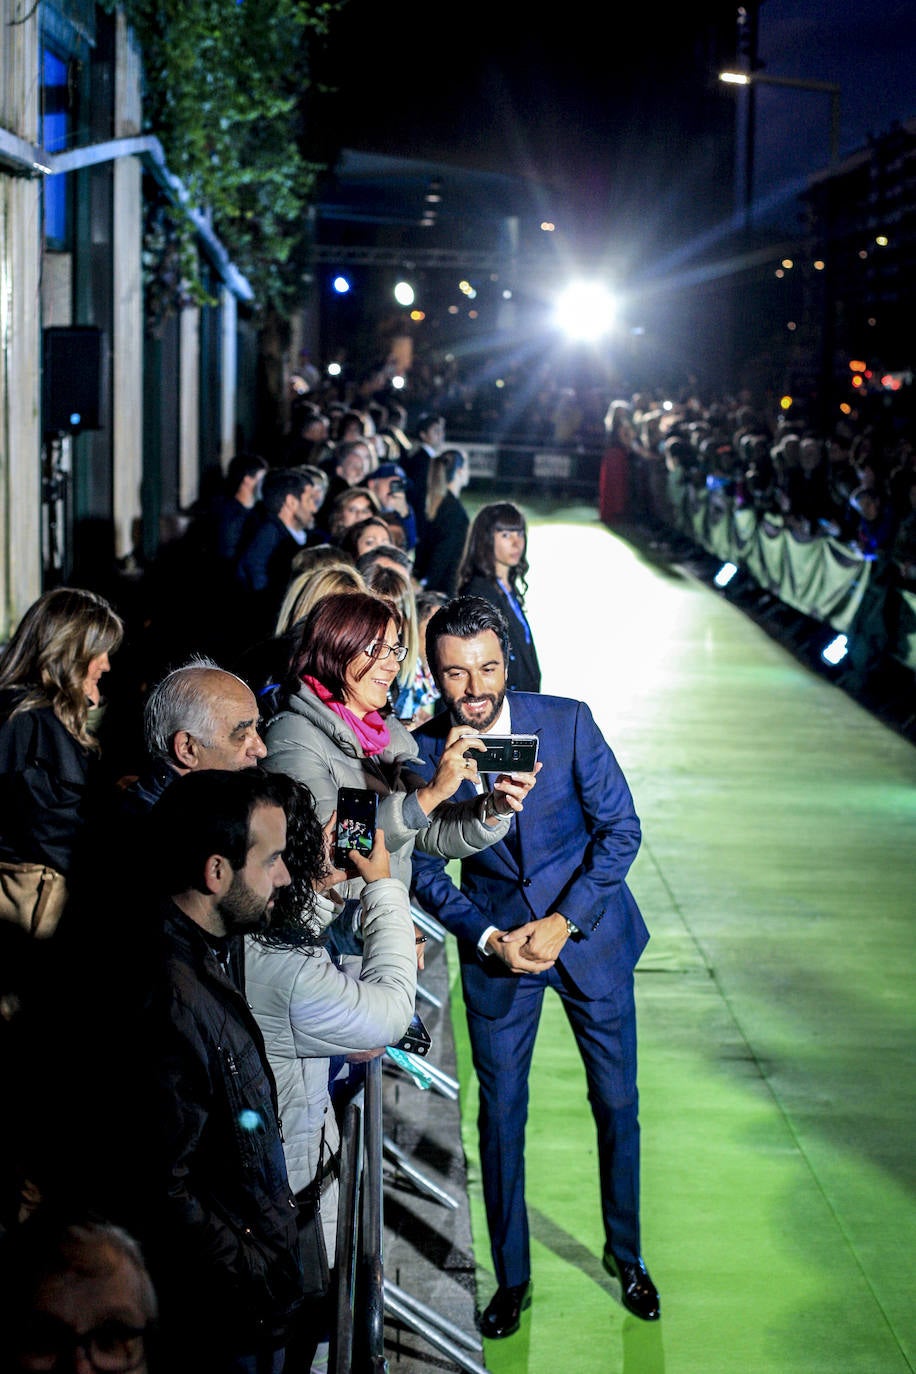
[457, 501, 541, 693]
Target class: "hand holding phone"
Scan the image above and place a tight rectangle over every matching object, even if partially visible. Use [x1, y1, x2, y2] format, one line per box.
[344, 825, 390, 883]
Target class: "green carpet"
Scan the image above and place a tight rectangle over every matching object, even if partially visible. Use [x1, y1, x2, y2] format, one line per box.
[446, 501, 916, 1373]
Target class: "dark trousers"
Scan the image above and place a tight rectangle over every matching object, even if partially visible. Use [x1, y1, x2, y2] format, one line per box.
[466, 963, 641, 1288]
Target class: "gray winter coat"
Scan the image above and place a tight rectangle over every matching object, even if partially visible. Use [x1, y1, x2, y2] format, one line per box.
[261, 681, 510, 898]
[246, 876, 416, 1259]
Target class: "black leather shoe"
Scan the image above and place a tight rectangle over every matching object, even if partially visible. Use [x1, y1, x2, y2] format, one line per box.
[479, 1280, 532, 1339]
[602, 1251, 660, 1321]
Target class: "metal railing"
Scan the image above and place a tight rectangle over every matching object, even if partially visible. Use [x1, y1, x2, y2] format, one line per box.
[329, 1038, 487, 1374]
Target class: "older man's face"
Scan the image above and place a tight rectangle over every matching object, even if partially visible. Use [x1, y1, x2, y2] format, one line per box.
[189, 675, 267, 771]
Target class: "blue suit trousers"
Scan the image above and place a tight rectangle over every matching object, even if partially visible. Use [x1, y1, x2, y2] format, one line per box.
[465, 962, 641, 1288]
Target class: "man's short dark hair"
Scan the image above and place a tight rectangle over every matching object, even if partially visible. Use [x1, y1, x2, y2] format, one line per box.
[226, 452, 267, 491]
[151, 769, 290, 896]
[415, 412, 444, 438]
[425, 596, 510, 682]
[261, 467, 309, 516]
[297, 464, 327, 491]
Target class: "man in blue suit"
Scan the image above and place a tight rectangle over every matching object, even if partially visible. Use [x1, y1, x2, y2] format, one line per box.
[411, 596, 659, 1335]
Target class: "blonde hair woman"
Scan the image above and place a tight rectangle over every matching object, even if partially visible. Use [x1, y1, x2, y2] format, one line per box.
[357, 561, 421, 720]
[276, 562, 366, 637]
[0, 587, 124, 932]
[236, 564, 368, 706]
[414, 448, 470, 596]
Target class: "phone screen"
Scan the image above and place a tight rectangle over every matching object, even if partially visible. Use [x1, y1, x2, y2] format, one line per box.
[334, 787, 377, 867]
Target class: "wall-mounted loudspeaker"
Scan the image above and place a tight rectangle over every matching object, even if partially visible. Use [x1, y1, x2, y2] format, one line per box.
[42, 326, 104, 435]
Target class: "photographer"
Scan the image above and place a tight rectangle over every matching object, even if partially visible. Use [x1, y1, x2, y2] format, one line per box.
[366, 461, 418, 551]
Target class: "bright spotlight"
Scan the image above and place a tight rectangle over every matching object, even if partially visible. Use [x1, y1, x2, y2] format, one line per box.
[390, 375, 406, 390]
[553, 282, 616, 342]
[821, 633, 849, 666]
[394, 280, 415, 306]
[713, 561, 739, 588]
[332, 275, 351, 294]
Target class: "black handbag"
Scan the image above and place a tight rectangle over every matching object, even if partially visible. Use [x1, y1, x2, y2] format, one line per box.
[295, 1186, 330, 1299]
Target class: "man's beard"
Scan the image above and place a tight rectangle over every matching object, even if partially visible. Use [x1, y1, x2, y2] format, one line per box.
[450, 689, 505, 732]
[219, 871, 273, 934]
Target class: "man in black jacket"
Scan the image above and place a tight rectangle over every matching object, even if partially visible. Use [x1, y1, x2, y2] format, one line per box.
[234, 467, 323, 640]
[139, 768, 304, 1373]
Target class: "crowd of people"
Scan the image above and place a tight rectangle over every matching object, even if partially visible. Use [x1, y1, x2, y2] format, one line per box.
[0, 378, 667, 1374]
[3, 355, 916, 1367]
[594, 390, 916, 585]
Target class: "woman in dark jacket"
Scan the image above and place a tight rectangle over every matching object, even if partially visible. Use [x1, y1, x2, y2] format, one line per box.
[414, 447, 471, 596]
[457, 501, 541, 693]
[0, 586, 123, 933]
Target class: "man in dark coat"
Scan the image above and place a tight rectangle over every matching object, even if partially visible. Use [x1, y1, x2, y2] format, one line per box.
[234, 467, 323, 640]
[138, 770, 304, 1373]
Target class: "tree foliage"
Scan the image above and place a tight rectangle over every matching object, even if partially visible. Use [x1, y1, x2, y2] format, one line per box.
[110, 0, 340, 317]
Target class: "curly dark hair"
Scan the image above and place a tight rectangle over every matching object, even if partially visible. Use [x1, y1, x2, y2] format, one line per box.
[250, 771, 327, 949]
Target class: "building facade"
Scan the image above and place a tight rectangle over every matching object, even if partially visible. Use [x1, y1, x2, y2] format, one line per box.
[0, 0, 252, 638]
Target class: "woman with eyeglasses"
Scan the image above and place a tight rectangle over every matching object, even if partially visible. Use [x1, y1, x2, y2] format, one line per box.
[260, 591, 514, 903]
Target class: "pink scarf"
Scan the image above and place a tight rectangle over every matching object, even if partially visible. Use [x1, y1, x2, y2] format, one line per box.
[302, 675, 391, 757]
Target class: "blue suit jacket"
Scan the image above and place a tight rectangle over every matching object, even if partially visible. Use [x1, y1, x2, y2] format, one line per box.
[410, 693, 650, 1018]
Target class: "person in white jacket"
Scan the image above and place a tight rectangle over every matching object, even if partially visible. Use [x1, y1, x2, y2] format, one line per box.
[246, 770, 417, 1373]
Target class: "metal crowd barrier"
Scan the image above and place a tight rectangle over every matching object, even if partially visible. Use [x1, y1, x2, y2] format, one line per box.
[329, 1021, 487, 1373]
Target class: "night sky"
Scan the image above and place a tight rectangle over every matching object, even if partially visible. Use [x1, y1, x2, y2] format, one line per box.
[319, 1, 916, 243]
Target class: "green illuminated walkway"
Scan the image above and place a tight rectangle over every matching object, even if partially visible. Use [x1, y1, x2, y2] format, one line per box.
[448, 502, 916, 1374]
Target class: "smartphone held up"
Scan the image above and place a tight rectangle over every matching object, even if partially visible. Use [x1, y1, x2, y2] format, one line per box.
[463, 734, 539, 773]
[334, 786, 378, 868]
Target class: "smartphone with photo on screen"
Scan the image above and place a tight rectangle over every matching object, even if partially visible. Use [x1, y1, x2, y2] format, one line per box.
[334, 786, 378, 869]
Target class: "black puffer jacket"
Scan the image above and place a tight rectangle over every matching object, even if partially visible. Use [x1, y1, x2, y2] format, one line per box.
[140, 901, 303, 1347]
[0, 689, 94, 874]
[461, 575, 542, 693]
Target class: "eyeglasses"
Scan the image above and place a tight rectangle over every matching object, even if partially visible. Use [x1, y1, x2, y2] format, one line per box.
[364, 639, 408, 663]
[18, 1319, 148, 1371]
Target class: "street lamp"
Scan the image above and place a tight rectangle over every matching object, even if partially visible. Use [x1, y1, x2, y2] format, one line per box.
[719, 69, 841, 226]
